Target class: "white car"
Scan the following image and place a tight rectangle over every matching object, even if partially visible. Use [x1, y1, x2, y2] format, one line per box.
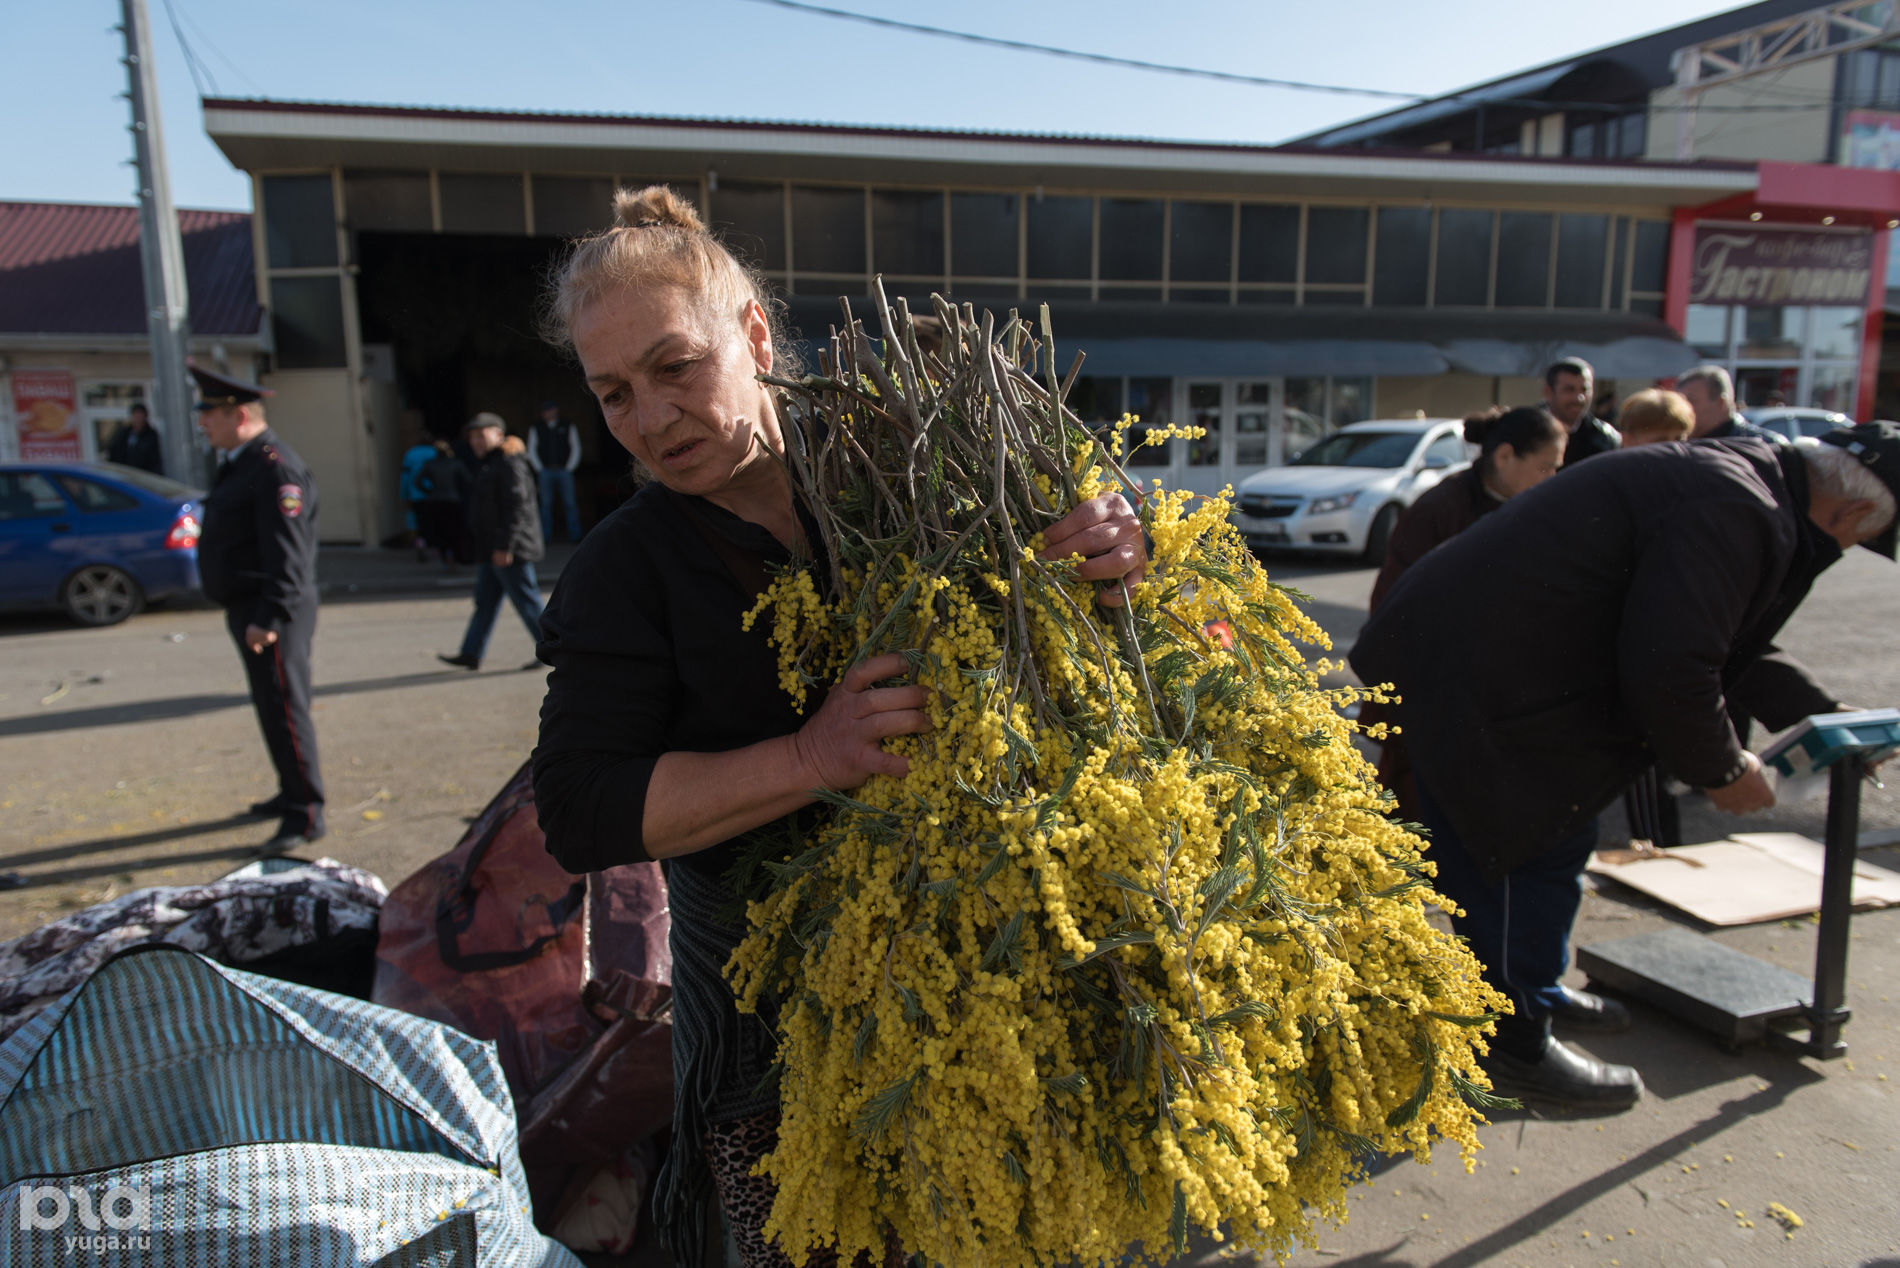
[1743, 407, 1850, 443]
[1231, 418, 1471, 563]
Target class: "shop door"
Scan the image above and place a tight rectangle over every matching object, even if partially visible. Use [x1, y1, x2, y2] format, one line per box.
[1178, 380, 1279, 497]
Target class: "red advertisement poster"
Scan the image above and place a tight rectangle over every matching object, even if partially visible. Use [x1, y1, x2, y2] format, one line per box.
[12, 370, 83, 461]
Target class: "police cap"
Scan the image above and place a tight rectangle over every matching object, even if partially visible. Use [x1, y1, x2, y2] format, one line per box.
[188, 361, 274, 411]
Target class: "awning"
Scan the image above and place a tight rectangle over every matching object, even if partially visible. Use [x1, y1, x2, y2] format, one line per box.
[784, 297, 1697, 383]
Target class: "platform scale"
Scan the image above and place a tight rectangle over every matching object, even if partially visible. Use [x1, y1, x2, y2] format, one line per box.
[1576, 709, 1900, 1058]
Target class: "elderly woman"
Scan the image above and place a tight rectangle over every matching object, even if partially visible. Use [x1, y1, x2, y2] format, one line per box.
[532, 186, 1148, 1268]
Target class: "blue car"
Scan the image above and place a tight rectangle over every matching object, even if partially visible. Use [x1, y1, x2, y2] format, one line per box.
[0, 462, 202, 625]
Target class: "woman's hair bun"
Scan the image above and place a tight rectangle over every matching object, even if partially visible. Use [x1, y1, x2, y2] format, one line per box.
[1462, 406, 1503, 445]
[612, 184, 705, 233]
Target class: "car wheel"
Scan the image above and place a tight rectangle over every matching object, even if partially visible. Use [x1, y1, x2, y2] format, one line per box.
[61, 564, 145, 627]
[1362, 505, 1401, 565]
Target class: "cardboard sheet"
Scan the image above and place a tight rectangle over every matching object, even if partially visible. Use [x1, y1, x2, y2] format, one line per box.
[1587, 833, 1900, 926]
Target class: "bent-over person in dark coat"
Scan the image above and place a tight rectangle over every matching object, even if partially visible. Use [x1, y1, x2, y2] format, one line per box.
[1350, 425, 1900, 1108]
[438, 413, 545, 672]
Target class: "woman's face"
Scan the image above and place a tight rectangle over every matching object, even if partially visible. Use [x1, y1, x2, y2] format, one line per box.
[1488, 436, 1565, 499]
[572, 285, 779, 498]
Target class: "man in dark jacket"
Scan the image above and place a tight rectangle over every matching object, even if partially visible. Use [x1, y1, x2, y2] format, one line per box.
[1350, 426, 1900, 1107]
[1542, 358, 1621, 465]
[192, 363, 324, 853]
[1678, 364, 1790, 445]
[105, 403, 163, 474]
[438, 413, 545, 671]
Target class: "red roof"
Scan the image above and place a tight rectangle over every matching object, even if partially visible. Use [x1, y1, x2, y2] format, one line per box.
[0, 202, 263, 339]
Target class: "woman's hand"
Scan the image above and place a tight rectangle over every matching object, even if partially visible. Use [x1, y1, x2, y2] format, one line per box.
[792, 652, 932, 790]
[1040, 493, 1148, 607]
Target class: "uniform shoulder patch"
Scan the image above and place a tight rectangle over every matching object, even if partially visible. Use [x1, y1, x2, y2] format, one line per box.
[278, 484, 304, 518]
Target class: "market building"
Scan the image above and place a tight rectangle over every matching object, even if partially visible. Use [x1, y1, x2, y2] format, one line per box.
[197, 92, 1900, 543]
[1300, 0, 1900, 418]
[0, 200, 262, 473]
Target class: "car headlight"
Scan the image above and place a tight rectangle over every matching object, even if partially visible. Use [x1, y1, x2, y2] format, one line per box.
[1306, 491, 1360, 515]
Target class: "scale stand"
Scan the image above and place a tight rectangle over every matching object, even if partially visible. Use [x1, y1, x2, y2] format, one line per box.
[1577, 710, 1899, 1059]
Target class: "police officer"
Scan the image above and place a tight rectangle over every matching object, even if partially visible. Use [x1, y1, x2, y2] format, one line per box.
[192, 363, 326, 852]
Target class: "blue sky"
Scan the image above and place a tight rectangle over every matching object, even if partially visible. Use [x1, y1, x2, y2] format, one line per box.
[4, 0, 1742, 212]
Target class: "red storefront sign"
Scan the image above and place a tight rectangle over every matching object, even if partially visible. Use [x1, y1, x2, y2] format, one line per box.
[1688, 227, 1874, 308]
[11, 370, 83, 462]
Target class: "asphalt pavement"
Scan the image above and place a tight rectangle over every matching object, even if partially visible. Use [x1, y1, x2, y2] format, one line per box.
[0, 543, 1896, 1266]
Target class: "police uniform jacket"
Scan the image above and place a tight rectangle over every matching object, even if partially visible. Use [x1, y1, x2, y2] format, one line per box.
[198, 429, 320, 632]
[1350, 439, 1841, 881]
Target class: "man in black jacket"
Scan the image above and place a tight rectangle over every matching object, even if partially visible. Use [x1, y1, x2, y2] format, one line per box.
[191, 363, 324, 853]
[1542, 358, 1621, 465]
[1351, 425, 1900, 1107]
[105, 403, 163, 474]
[439, 413, 545, 671]
[1678, 364, 1790, 445]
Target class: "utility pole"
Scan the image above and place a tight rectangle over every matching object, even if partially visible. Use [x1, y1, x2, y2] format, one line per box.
[119, 0, 197, 482]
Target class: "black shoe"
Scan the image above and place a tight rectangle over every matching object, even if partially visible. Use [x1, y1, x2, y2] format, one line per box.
[1551, 985, 1632, 1033]
[255, 819, 327, 857]
[246, 795, 289, 818]
[1482, 1036, 1644, 1108]
[437, 653, 480, 671]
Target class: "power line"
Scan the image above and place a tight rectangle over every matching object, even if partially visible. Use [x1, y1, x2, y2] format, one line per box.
[739, 0, 1840, 115]
[158, 0, 216, 97]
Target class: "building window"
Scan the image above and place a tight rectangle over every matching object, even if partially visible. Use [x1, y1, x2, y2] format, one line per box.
[791, 186, 865, 277]
[950, 192, 1018, 279]
[1372, 206, 1430, 306]
[1237, 204, 1299, 286]
[1170, 202, 1231, 286]
[1026, 195, 1092, 280]
[1434, 208, 1493, 306]
[1304, 206, 1369, 287]
[343, 171, 431, 234]
[1098, 198, 1164, 281]
[1679, 303, 1864, 412]
[711, 182, 787, 273]
[270, 275, 348, 369]
[262, 174, 338, 269]
[1554, 213, 1609, 309]
[534, 176, 617, 239]
[872, 190, 944, 278]
[1495, 211, 1553, 307]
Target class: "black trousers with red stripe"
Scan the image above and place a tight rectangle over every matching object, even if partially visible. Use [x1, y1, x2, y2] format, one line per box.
[225, 602, 325, 835]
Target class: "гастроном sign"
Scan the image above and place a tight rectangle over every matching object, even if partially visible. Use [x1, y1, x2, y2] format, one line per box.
[1690, 227, 1874, 308]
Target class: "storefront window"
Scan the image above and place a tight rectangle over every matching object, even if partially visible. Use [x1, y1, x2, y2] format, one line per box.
[950, 192, 1018, 278]
[1235, 382, 1270, 467]
[1434, 209, 1492, 306]
[270, 276, 348, 370]
[1068, 376, 1123, 426]
[711, 182, 787, 272]
[1809, 307, 1865, 360]
[1284, 377, 1328, 456]
[1237, 204, 1299, 284]
[1554, 214, 1609, 309]
[1026, 196, 1092, 280]
[1737, 307, 1803, 361]
[1331, 378, 1373, 426]
[1124, 376, 1173, 466]
[1495, 212, 1553, 307]
[262, 174, 338, 269]
[1808, 364, 1860, 413]
[791, 186, 865, 276]
[1099, 199, 1164, 281]
[83, 382, 149, 460]
[1630, 221, 1669, 296]
[1372, 207, 1430, 307]
[1734, 367, 1799, 409]
[1170, 202, 1232, 284]
[1304, 207, 1368, 286]
[1686, 304, 1729, 358]
[872, 190, 944, 277]
[1187, 383, 1222, 466]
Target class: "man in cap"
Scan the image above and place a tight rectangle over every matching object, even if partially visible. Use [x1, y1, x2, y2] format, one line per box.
[526, 399, 583, 543]
[1351, 423, 1899, 1108]
[192, 363, 325, 852]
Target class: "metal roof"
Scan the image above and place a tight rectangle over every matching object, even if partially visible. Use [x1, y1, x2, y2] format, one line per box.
[0, 202, 263, 339]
